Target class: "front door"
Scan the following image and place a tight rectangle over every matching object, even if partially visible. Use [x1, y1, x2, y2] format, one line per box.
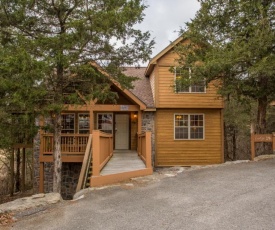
[115, 114, 129, 149]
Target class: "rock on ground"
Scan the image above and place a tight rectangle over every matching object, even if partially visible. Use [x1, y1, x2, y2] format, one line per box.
[0, 193, 62, 214]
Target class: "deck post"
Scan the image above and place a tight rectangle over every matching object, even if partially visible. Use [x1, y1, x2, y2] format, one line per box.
[145, 132, 152, 168]
[92, 130, 100, 176]
[250, 124, 255, 161]
[110, 136, 113, 157]
[137, 134, 140, 156]
[251, 133, 255, 161]
[137, 110, 142, 134]
[89, 109, 94, 133]
[39, 162, 44, 193]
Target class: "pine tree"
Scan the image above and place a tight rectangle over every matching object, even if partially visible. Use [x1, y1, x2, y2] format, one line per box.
[0, 0, 154, 193]
[175, 0, 275, 134]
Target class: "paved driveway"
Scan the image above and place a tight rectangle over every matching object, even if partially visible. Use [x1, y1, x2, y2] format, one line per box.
[7, 159, 275, 230]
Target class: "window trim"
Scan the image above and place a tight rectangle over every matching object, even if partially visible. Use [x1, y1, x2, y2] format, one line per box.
[174, 113, 205, 140]
[174, 67, 206, 94]
[97, 113, 113, 134]
[61, 113, 75, 134]
[78, 113, 90, 134]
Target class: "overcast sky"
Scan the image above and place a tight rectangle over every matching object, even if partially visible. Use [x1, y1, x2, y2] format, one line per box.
[136, 0, 201, 62]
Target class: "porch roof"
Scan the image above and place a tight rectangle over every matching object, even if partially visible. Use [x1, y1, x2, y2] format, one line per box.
[123, 67, 155, 108]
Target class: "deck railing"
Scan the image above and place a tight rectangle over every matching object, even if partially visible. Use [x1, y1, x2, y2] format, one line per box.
[92, 130, 113, 176]
[137, 131, 152, 168]
[251, 132, 275, 160]
[40, 134, 89, 162]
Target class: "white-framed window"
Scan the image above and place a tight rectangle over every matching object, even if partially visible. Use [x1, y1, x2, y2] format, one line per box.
[174, 67, 205, 93]
[174, 114, 204, 140]
[97, 113, 113, 134]
[78, 113, 90, 134]
[61, 114, 75, 133]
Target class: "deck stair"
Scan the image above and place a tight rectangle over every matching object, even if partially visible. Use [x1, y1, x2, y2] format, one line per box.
[76, 134, 93, 192]
[76, 131, 153, 191]
[85, 161, 93, 188]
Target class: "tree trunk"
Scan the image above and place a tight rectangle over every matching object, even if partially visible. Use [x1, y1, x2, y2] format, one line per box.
[15, 148, 21, 192]
[256, 96, 268, 134]
[52, 113, 62, 193]
[232, 129, 237, 161]
[10, 149, 14, 196]
[224, 123, 230, 161]
[22, 148, 26, 192]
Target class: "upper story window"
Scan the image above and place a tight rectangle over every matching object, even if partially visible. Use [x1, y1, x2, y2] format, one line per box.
[174, 67, 205, 93]
[174, 114, 204, 140]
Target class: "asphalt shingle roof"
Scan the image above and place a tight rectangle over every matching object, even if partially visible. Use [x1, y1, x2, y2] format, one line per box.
[123, 67, 155, 108]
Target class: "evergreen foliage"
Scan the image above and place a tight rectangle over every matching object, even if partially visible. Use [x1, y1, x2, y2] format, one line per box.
[0, 0, 154, 192]
[175, 0, 275, 134]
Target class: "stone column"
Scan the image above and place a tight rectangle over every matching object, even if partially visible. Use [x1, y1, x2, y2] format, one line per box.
[142, 112, 155, 166]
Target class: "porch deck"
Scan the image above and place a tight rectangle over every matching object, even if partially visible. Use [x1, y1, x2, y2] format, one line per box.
[100, 150, 146, 175]
[89, 132, 153, 187]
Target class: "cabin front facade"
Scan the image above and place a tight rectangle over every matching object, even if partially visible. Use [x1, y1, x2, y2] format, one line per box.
[145, 37, 224, 166]
[33, 37, 224, 199]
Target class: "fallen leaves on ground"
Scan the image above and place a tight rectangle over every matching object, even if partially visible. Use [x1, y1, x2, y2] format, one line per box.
[0, 212, 15, 226]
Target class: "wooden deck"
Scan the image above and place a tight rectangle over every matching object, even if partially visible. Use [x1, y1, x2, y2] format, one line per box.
[101, 150, 146, 175]
[90, 149, 153, 187]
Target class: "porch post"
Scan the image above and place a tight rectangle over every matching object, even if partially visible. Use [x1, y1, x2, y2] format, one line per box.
[138, 110, 142, 134]
[92, 130, 100, 176]
[145, 131, 152, 168]
[89, 108, 94, 133]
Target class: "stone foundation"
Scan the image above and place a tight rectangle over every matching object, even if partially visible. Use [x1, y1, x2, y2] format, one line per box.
[33, 119, 41, 194]
[33, 125, 82, 199]
[61, 163, 82, 200]
[34, 160, 81, 200]
[142, 112, 155, 166]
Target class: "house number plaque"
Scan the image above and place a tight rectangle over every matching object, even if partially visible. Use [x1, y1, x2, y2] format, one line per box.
[120, 105, 129, 111]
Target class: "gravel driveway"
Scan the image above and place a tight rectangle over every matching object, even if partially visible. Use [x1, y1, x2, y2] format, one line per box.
[5, 158, 275, 230]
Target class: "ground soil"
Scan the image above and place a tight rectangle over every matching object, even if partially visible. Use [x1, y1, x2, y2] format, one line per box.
[0, 190, 34, 205]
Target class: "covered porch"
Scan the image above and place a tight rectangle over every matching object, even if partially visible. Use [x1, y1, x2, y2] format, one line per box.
[39, 130, 152, 193]
[38, 79, 153, 194]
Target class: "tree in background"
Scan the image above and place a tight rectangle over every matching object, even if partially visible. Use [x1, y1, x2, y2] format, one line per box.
[0, 0, 154, 193]
[175, 0, 275, 136]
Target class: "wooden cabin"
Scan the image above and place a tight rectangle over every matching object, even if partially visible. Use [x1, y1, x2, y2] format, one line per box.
[34, 37, 224, 198]
[35, 68, 154, 198]
[144, 37, 224, 166]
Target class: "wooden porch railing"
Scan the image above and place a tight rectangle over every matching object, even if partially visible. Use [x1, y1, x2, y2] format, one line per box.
[251, 132, 275, 160]
[137, 131, 152, 168]
[76, 134, 93, 192]
[40, 134, 89, 162]
[92, 130, 113, 177]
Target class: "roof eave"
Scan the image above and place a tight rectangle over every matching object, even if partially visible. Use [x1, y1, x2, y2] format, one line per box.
[145, 36, 184, 77]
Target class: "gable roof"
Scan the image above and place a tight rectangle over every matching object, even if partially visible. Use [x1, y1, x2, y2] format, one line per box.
[145, 36, 184, 77]
[123, 67, 154, 108]
[89, 62, 147, 110]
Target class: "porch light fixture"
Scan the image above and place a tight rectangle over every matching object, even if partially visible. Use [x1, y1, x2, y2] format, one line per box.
[133, 112, 138, 118]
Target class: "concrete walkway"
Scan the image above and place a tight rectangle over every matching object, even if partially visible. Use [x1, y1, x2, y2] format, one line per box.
[101, 150, 146, 175]
[3, 158, 275, 230]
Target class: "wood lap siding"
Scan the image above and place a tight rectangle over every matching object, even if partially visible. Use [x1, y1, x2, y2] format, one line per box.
[155, 51, 223, 109]
[155, 109, 223, 166]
